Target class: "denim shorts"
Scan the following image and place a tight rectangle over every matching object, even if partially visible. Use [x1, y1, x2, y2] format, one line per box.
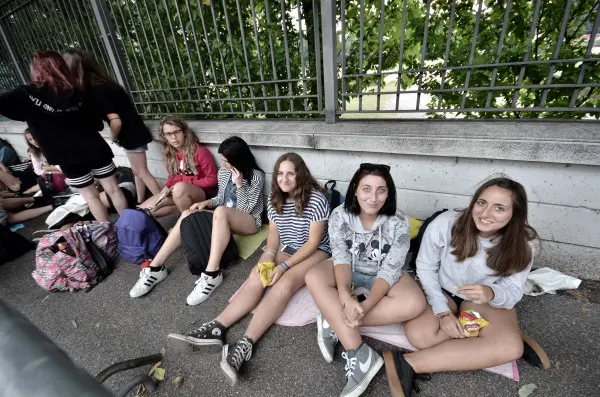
[123, 144, 148, 153]
[351, 271, 377, 291]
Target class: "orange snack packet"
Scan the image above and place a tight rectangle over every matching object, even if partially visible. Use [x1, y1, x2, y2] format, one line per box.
[458, 310, 490, 337]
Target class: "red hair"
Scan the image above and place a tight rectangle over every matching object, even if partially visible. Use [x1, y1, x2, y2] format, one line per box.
[29, 51, 74, 91]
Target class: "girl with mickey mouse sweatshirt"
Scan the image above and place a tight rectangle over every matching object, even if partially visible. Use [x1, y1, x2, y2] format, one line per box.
[305, 163, 426, 397]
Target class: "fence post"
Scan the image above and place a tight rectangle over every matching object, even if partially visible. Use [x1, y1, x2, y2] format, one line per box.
[89, 0, 133, 93]
[320, 0, 337, 124]
[0, 21, 27, 85]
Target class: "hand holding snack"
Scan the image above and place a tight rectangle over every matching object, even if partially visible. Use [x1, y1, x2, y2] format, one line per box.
[458, 310, 490, 337]
[439, 312, 465, 339]
[457, 284, 495, 304]
[257, 262, 276, 287]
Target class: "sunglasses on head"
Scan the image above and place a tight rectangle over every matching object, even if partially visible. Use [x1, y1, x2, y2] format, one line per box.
[359, 163, 391, 172]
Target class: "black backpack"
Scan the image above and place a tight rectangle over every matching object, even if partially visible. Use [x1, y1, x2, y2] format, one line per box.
[180, 211, 239, 275]
[0, 225, 35, 266]
[325, 180, 344, 210]
[407, 209, 448, 270]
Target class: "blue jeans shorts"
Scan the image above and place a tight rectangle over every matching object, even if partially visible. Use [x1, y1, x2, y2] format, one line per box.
[351, 271, 377, 291]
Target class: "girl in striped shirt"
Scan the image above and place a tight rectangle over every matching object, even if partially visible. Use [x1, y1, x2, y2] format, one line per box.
[167, 152, 331, 385]
[129, 136, 264, 301]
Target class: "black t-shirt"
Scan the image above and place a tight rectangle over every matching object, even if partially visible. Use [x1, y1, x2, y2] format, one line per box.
[0, 85, 112, 166]
[91, 84, 152, 150]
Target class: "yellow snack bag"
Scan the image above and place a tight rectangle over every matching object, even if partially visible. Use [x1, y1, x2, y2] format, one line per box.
[458, 310, 490, 337]
[257, 262, 276, 287]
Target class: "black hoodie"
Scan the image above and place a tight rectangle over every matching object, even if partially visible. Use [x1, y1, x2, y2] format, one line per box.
[0, 85, 113, 166]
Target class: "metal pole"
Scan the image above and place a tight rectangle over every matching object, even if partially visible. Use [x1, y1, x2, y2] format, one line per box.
[89, 0, 133, 94]
[320, 0, 337, 124]
[0, 21, 26, 85]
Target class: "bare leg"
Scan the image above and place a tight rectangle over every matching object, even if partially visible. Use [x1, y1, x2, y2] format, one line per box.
[171, 182, 206, 212]
[7, 205, 53, 224]
[76, 185, 109, 222]
[0, 197, 34, 211]
[305, 260, 362, 350]
[149, 209, 194, 267]
[204, 207, 258, 272]
[404, 293, 459, 350]
[23, 184, 40, 195]
[0, 169, 20, 192]
[126, 151, 161, 201]
[245, 250, 330, 342]
[139, 192, 178, 218]
[404, 301, 523, 373]
[98, 175, 127, 214]
[360, 275, 427, 327]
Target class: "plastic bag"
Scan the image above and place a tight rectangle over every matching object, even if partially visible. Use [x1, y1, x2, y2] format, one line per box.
[524, 267, 581, 296]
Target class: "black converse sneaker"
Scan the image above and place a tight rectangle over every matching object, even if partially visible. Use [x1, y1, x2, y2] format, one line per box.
[167, 320, 226, 354]
[220, 336, 253, 386]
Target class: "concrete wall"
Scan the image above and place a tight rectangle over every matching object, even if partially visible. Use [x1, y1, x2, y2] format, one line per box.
[1, 119, 599, 280]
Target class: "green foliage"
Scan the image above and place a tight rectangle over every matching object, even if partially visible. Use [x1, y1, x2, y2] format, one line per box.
[340, 0, 600, 119]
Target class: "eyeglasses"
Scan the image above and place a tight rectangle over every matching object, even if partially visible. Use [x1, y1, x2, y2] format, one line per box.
[163, 129, 183, 138]
[359, 163, 391, 172]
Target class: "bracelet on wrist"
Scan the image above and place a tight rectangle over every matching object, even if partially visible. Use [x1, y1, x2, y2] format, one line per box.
[437, 312, 451, 320]
[279, 261, 290, 271]
[263, 249, 276, 256]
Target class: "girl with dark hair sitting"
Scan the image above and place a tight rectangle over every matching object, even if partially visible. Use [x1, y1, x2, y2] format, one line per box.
[129, 136, 263, 302]
[304, 163, 426, 397]
[167, 152, 330, 386]
[385, 177, 546, 397]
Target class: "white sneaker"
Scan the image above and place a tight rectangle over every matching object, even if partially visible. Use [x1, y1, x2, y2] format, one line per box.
[129, 267, 168, 298]
[186, 272, 223, 305]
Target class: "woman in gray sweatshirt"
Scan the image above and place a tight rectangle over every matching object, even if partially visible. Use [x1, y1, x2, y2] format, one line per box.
[305, 163, 426, 397]
[384, 177, 543, 397]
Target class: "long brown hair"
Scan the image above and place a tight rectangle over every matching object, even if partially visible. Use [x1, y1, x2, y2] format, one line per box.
[29, 51, 74, 92]
[450, 177, 538, 277]
[24, 128, 42, 160]
[62, 48, 119, 91]
[270, 152, 323, 215]
[159, 116, 199, 176]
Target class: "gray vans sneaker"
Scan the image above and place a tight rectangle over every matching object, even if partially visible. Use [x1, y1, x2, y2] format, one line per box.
[317, 313, 338, 363]
[340, 343, 384, 397]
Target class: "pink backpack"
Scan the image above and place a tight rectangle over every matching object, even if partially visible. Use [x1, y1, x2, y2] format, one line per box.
[32, 221, 117, 291]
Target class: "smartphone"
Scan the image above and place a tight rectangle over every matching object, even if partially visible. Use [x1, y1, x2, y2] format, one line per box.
[281, 245, 298, 256]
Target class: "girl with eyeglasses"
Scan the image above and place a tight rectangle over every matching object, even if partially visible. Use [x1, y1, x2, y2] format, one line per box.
[305, 163, 426, 397]
[166, 152, 330, 386]
[385, 177, 544, 397]
[129, 136, 264, 302]
[63, 48, 162, 206]
[138, 116, 217, 217]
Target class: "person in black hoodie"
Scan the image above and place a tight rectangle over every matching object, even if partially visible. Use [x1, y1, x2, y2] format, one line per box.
[0, 50, 127, 222]
[63, 48, 161, 205]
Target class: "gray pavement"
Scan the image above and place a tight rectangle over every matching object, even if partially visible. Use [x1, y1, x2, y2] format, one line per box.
[1, 215, 599, 397]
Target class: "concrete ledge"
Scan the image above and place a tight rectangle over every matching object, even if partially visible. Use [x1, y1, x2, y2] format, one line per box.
[2, 119, 599, 165]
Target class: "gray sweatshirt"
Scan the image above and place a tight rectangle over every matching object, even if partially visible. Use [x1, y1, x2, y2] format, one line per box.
[328, 206, 410, 287]
[417, 210, 535, 315]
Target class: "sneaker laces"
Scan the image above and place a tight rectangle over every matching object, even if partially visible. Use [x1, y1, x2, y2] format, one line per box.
[341, 351, 357, 378]
[186, 320, 216, 338]
[228, 339, 253, 371]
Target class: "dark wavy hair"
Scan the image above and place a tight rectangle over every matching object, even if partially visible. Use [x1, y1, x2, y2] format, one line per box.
[29, 51, 74, 92]
[344, 164, 396, 216]
[62, 48, 119, 91]
[270, 152, 323, 215]
[451, 177, 539, 277]
[218, 136, 263, 184]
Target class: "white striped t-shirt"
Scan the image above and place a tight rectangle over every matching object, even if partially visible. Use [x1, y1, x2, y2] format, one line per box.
[267, 189, 331, 252]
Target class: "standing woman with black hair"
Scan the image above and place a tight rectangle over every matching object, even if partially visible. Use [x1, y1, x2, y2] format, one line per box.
[129, 136, 264, 302]
[63, 48, 161, 205]
[305, 163, 426, 397]
[0, 51, 126, 222]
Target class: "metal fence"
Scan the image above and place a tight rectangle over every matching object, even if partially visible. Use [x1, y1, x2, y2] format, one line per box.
[0, 0, 599, 122]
